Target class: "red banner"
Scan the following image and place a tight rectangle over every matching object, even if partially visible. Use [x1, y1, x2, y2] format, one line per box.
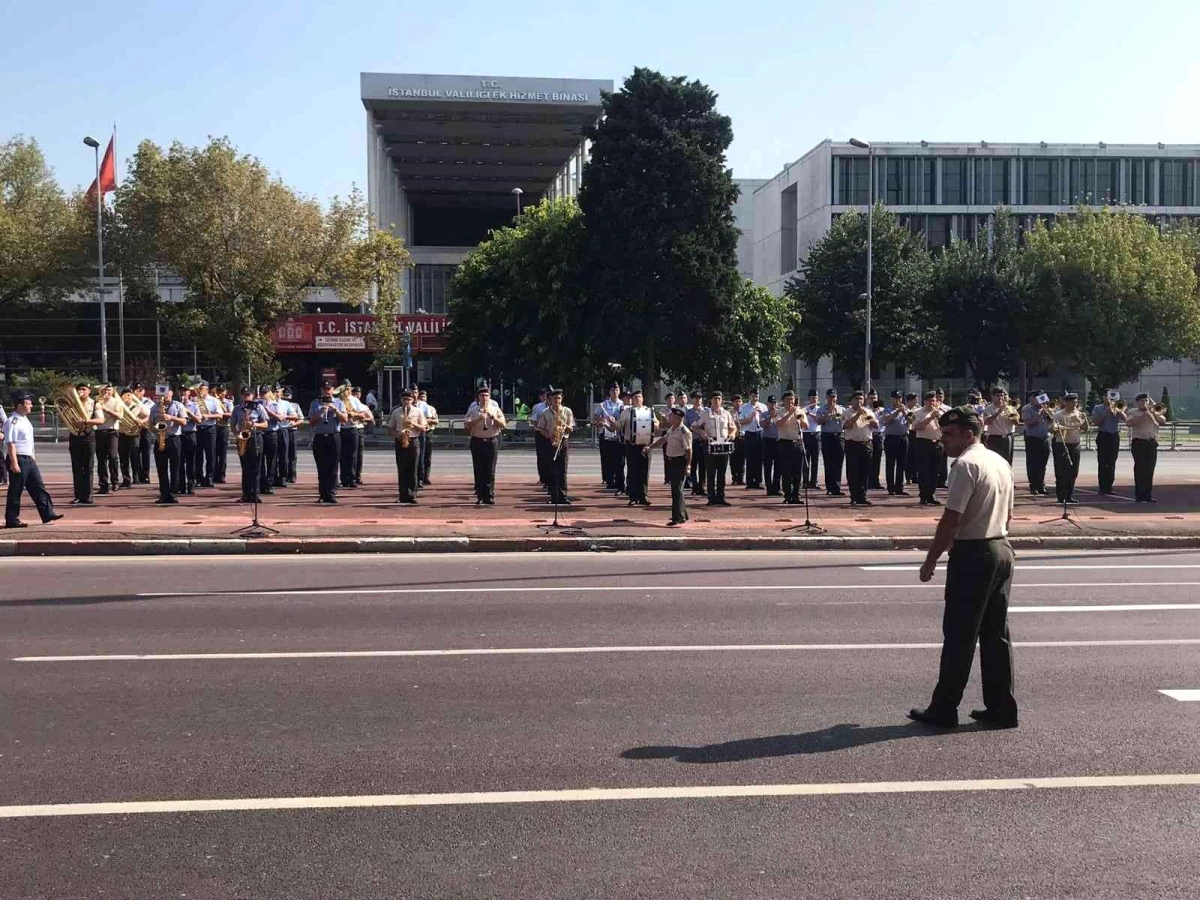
[271, 314, 449, 353]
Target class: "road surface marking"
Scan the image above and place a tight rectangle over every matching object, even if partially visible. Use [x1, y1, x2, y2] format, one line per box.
[132, 582, 1200, 598]
[2, 773, 1198, 819]
[1159, 689, 1200, 701]
[14, 638, 1200, 663]
[864, 564, 1200, 572]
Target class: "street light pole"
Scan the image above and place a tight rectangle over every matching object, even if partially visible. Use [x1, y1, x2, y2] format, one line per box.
[849, 138, 873, 393]
[511, 187, 523, 215]
[84, 136, 109, 383]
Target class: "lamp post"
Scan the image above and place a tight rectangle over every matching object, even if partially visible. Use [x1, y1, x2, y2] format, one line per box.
[84, 136, 109, 382]
[511, 187, 523, 215]
[849, 138, 873, 393]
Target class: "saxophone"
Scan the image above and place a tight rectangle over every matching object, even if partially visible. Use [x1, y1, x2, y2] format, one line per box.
[236, 407, 254, 457]
[399, 408, 413, 449]
[155, 397, 169, 451]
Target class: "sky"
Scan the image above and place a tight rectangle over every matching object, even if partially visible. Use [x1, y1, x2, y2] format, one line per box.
[4, 0, 1199, 204]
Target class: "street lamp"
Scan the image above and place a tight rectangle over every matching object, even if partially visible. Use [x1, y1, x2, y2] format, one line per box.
[849, 138, 873, 393]
[84, 136, 109, 382]
[511, 187, 524, 215]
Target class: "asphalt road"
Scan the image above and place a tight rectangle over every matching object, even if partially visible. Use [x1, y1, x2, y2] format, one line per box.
[2, 550, 1198, 899]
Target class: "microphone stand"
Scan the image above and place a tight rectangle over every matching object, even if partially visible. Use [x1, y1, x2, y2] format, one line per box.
[783, 437, 825, 534]
[231, 430, 279, 538]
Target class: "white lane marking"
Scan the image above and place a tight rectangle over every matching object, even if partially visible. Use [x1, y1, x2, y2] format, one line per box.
[1012, 604, 1200, 612]
[132, 582, 1200, 598]
[14, 638, 1200, 663]
[1159, 690, 1200, 701]
[864, 565, 1200, 572]
[3, 773, 1198, 819]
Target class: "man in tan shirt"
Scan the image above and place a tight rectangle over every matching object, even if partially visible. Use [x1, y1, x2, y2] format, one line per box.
[644, 406, 692, 525]
[841, 390, 879, 507]
[912, 391, 943, 506]
[1126, 392, 1167, 502]
[386, 391, 428, 504]
[910, 406, 1017, 730]
[536, 387, 575, 505]
[1051, 392, 1089, 504]
[773, 391, 808, 505]
[464, 386, 506, 505]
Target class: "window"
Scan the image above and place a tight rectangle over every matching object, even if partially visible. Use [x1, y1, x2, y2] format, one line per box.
[885, 158, 916, 205]
[926, 215, 949, 249]
[1024, 159, 1060, 206]
[974, 159, 1009, 205]
[920, 160, 936, 204]
[837, 157, 870, 205]
[942, 159, 967, 204]
[1127, 159, 1152, 205]
[1161, 160, 1191, 206]
[411, 264, 457, 315]
[780, 185, 798, 275]
[1069, 159, 1094, 203]
[1095, 160, 1117, 204]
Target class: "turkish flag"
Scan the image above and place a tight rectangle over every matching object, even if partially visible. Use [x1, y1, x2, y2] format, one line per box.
[85, 136, 117, 201]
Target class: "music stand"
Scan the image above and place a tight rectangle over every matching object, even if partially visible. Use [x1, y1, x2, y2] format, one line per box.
[783, 440, 826, 534]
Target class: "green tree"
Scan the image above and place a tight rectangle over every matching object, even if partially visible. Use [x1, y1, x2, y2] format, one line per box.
[446, 197, 595, 391]
[691, 281, 799, 389]
[113, 137, 400, 380]
[1022, 207, 1200, 389]
[0, 136, 89, 306]
[928, 208, 1027, 387]
[578, 68, 743, 392]
[786, 204, 935, 387]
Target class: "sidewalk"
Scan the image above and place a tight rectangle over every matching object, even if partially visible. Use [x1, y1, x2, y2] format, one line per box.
[5, 470, 1200, 555]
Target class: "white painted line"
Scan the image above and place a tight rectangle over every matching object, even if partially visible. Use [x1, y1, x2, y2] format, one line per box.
[2, 773, 1198, 819]
[1011, 604, 1200, 613]
[1159, 689, 1200, 701]
[132, 582, 1200, 598]
[14, 638, 1200, 663]
[864, 565, 1200, 572]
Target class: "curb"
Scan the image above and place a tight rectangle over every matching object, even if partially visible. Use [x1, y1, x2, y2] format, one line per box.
[5, 534, 1200, 556]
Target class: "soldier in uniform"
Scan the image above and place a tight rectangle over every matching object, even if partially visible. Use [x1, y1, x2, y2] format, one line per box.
[149, 389, 186, 504]
[353, 386, 374, 486]
[4, 392, 62, 529]
[258, 385, 287, 495]
[882, 390, 911, 496]
[593, 382, 625, 493]
[1091, 391, 1127, 495]
[416, 389, 435, 486]
[729, 395, 746, 485]
[536, 387, 575, 505]
[615, 388, 657, 506]
[193, 382, 219, 487]
[94, 384, 122, 494]
[801, 389, 821, 491]
[761, 395, 780, 496]
[694, 391, 736, 506]
[866, 389, 885, 491]
[69, 382, 101, 505]
[645, 406, 692, 525]
[982, 387, 1019, 465]
[1052, 392, 1088, 504]
[1127, 393, 1167, 503]
[739, 389, 767, 490]
[913, 390, 944, 506]
[684, 391, 706, 496]
[773, 391, 807, 505]
[815, 389, 846, 497]
[1020, 392, 1053, 496]
[231, 387, 268, 503]
[910, 406, 1017, 730]
[529, 388, 550, 490]
[337, 382, 361, 490]
[308, 382, 347, 504]
[281, 388, 300, 484]
[660, 391, 675, 486]
[464, 386, 506, 505]
[842, 391, 879, 507]
[134, 383, 155, 484]
[273, 387, 292, 489]
[116, 387, 143, 488]
[388, 390, 428, 504]
[934, 387, 949, 488]
[177, 387, 201, 496]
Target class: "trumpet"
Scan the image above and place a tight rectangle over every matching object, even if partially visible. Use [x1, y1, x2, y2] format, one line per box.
[1114, 400, 1127, 412]
[1153, 402, 1167, 415]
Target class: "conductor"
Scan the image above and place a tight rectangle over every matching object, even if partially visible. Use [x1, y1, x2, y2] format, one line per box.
[909, 406, 1018, 730]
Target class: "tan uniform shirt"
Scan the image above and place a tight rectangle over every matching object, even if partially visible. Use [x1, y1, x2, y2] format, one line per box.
[984, 403, 1018, 437]
[465, 400, 505, 438]
[1126, 408, 1165, 440]
[537, 406, 575, 439]
[842, 407, 878, 442]
[1053, 408, 1087, 444]
[913, 407, 942, 441]
[774, 407, 804, 441]
[945, 441, 1014, 540]
[697, 408, 735, 443]
[386, 406, 427, 440]
[648, 424, 693, 457]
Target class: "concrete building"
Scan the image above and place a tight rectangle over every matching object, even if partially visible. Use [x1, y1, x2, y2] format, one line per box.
[752, 141, 1200, 409]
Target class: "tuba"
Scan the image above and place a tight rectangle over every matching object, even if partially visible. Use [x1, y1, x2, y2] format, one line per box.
[52, 380, 91, 435]
[119, 396, 145, 437]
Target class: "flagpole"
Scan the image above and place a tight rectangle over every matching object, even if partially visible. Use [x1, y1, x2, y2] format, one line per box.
[114, 124, 124, 385]
[87, 138, 109, 383]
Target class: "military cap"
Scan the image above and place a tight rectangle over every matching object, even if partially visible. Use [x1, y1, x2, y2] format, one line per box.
[938, 406, 981, 429]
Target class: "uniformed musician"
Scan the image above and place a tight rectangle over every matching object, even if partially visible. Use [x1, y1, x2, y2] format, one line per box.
[909, 405, 1017, 730]
[416, 389, 435, 487]
[644, 405, 692, 525]
[94, 383, 122, 494]
[354, 386, 374, 486]
[773, 390, 808, 505]
[230, 387, 268, 503]
[465, 385, 506, 504]
[882, 390, 911, 496]
[134, 383, 154, 484]
[729, 395, 746, 485]
[801, 389, 821, 491]
[68, 382, 101, 505]
[866, 389, 885, 491]
[739, 389, 767, 490]
[1126, 393, 1166, 503]
[694, 391, 736, 506]
[1091, 391, 1127, 495]
[536, 387, 575, 505]
[761, 395, 780, 496]
[0, 400, 7, 487]
[660, 391, 676, 486]
[388, 390, 428, 504]
[336, 382, 361, 491]
[529, 388, 550, 490]
[308, 382, 347, 504]
[981, 387, 1018, 464]
[149, 389, 186, 504]
[255, 386, 286, 495]
[177, 387, 201, 496]
[815, 389, 846, 497]
[273, 387, 292, 488]
[116, 387, 143, 489]
[593, 382, 625, 493]
[1051, 392, 1088, 504]
[615, 388, 657, 506]
[1020, 392, 1053, 496]
[193, 382, 219, 487]
[841, 391, 878, 507]
[904, 392, 920, 486]
[281, 388, 300, 484]
[5, 392, 62, 529]
[934, 388, 949, 488]
[213, 386, 233, 484]
[912, 390, 944, 506]
[684, 391, 706, 496]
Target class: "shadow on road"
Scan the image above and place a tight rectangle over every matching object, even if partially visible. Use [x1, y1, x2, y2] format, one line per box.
[621, 721, 976, 763]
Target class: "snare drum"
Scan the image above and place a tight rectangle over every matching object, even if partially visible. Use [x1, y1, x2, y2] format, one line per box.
[708, 440, 733, 456]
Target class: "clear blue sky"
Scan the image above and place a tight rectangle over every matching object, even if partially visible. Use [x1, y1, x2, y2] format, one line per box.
[4, 0, 1198, 204]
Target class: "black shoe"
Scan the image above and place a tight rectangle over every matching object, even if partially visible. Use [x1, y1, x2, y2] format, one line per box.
[1064, 498, 1079, 505]
[868, 483, 884, 491]
[120, 481, 133, 489]
[968, 709, 1019, 729]
[483, 498, 495, 505]
[850, 500, 874, 508]
[261, 489, 275, 495]
[155, 497, 179, 504]
[907, 707, 958, 728]
[893, 491, 911, 497]
[78, 499, 95, 506]
[43, 513, 64, 524]
[184, 489, 194, 496]
[97, 487, 110, 495]
[666, 519, 680, 526]
[714, 499, 731, 506]
[476, 499, 484, 505]
[637, 500, 651, 507]
[5, 521, 27, 529]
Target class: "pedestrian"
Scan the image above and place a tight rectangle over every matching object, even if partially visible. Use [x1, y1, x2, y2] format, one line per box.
[909, 405, 1017, 730]
[5, 392, 63, 529]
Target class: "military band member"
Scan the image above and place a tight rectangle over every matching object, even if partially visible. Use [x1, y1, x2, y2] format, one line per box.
[981, 388, 1018, 464]
[910, 406, 1017, 730]
[882, 390, 911, 496]
[116, 388, 142, 488]
[593, 382, 626, 493]
[177, 388, 201, 496]
[729, 395, 746, 485]
[281, 388, 300, 484]
[134, 383, 155, 484]
[465, 386, 506, 504]
[1021, 392, 1053, 495]
[273, 387, 292, 488]
[866, 389, 885, 490]
[693, 391, 736, 506]
[1091, 391, 1127, 495]
[309, 382, 347, 504]
[94, 383, 122, 494]
[416, 389, 435, 486]
[841, 391, 878, 507]
[231, 387, 268, 503]
[4, 392, 61, 529]
[69, 382, 101, 505]
[660, 391, 676, 486]
[214, 386, 233, 484]
[336, 382, 360, 490]
[1051, 393, 1088, 504]
[773, 391, 808, 505]
[388, 391, 428, 504]
[537, 387, 575, 505]
[761, 395, 780, 496]
[684, 391, 706, 496]
[192, 382, 218, 487]
[913, 390, 944, 506]
[815, 389, 846, 497]
[904, 392, 920, 486]
[529, 388, 550, 489]
[0, 400, 7, 487]
[645, 406, 692, 525]
[149, 389, 186, 504]
[739, 389, 767, 489]
[616, 388, 657, 506]
[934, 388, 949, 487]
[802, 389, 821, 490]
[1127, 393, 1166, 503]
[254, 386, 284, 494]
